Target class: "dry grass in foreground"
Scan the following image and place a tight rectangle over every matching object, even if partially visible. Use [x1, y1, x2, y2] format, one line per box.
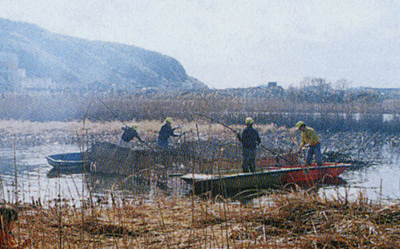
[10, 190, 400, 248]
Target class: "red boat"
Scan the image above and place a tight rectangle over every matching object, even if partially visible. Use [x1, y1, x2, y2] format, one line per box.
[181, 163, 351, 194]
[265, 163, 351, 186]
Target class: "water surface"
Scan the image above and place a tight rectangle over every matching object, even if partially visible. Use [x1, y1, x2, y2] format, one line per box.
[1, 142, 399, 206]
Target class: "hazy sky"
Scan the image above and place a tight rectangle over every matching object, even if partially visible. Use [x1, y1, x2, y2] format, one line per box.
[1, 0, 399, 89]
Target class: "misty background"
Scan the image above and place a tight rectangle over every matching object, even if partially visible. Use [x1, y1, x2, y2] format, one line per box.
[1, 0, 399, 89]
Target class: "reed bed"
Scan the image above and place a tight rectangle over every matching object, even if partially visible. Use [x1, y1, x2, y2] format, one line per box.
[8, 189, 400, 248]
[0, 118, 391, 166]
[1, 118, 399, 248]
[0, 92, 399, 132]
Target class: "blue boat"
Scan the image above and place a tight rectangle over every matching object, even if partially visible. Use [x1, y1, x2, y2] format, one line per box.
[45, 152, 91, 174]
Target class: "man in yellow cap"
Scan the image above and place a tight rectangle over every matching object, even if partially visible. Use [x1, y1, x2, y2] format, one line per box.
[237, 117, 261, 173]
[119, 124, 143, 148]
[295, 121, 323, 166]
[157, 118, 179, 148]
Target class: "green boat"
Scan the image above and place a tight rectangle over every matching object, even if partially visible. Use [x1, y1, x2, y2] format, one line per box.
[181, 163, 351, 195]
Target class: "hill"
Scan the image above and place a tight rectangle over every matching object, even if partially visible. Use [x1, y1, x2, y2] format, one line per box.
[0, 18, 207, 92]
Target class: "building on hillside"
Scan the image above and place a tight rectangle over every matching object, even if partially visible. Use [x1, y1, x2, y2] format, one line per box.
[0, 52, 57, 93]
[20, 75, 56, 91]
[0, 52, 20, 92]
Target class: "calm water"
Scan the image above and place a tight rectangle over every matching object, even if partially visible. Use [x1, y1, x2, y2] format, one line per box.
[320, 145, 400, 203]
[0, 144, 87, 205]
[0, 142, 399, 206]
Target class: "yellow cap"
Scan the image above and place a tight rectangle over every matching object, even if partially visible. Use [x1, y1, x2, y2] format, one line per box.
[245, 117, 253, 125]
[295, 121, 305, 129]
[165, 117, 173, 124]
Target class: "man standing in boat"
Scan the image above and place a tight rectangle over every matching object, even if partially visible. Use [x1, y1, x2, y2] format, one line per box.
[237, 117, 261, 173]
[157, 118, 179, 149]
[295, 121, 323, 166]
[119, 124, 143, 148]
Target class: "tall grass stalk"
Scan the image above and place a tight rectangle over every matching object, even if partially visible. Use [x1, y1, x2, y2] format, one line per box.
[12, 140, 18, 205]
[1, 108, 399, 247]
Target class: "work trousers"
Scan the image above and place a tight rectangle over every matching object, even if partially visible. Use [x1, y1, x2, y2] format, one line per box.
[242, 148, 257, 173]
[306, 142, 323, 166]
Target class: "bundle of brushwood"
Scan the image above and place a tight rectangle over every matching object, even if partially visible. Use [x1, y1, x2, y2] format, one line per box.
[88, 142, 157, 176]
[87, 139, 303, 177]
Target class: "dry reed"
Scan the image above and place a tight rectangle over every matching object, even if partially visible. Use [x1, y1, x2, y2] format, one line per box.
[9, 189, 400, 248]
[0, 112, 397, 248]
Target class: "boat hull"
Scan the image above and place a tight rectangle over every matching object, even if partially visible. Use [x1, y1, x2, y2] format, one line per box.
[46, 152, 91, 173]
[182, 170, 288, 195]
[265, 163, 350, 185]
[181, 163, 351, 194]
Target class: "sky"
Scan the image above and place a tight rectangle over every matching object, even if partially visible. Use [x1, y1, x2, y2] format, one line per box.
[1, 0, 400, 89]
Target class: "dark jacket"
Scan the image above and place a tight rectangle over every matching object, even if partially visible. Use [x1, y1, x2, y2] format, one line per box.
[238, 126, 261, 150]
[158, 123, 177, 144]
[121, 127, 142, 142]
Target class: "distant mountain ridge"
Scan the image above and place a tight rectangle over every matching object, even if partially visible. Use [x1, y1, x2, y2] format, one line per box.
[0, 18, 207, 91]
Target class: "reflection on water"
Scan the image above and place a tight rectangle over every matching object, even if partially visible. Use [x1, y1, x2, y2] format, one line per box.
[88, 173, 152, 197]
[0, 143, 399, 206]
[0, 144, 87, 205]
[322, 163, 400, 203]
[0, 143, 191, 206]
[320, 146, 400, 203]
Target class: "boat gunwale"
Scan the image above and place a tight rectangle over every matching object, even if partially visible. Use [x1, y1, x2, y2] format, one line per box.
[181, 163, 352, 183]
[45, 152, 91, 165]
